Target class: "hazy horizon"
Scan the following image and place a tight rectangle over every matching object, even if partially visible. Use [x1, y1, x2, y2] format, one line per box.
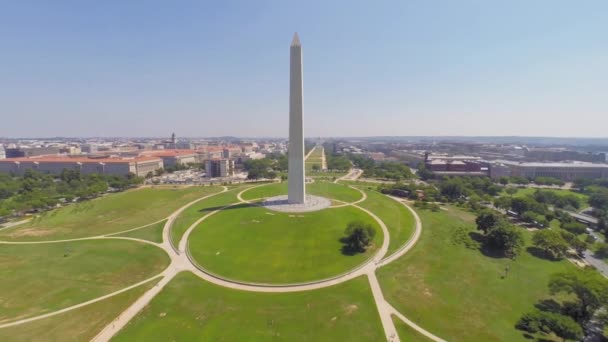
[2, 1, 607, 138]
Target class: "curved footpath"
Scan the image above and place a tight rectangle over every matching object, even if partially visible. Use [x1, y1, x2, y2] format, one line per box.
[0, 181, 444, 342]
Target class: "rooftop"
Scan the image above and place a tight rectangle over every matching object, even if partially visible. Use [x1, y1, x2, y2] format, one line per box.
[0, 155, 161, 164]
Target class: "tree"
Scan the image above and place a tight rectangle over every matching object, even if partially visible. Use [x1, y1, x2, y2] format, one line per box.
[475, 210, 501, 234]
[312, 164, 321, 171]
[561, 221, 586, 235]
[560, 231, 587, 256]
[549, 271, 608, 325]
[493, 196, 512, 210]
[516, 310, 583, 341]
[590, 190, 608, 211]
[498, 177, 509, 185]
[440, 178, 468, 201]
[342, 221, 376, 254]
[532, 229, 569, 259]
[485, 220, 524, 258]
[505, 187, 519, 196]
[594, 243, 608, 258]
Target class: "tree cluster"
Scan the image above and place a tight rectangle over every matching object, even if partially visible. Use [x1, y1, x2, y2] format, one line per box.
[475, 210, 524, 258]
[517, 271, 608, 340]
[0, 169, 143, 219]
[243, 159, 278, 180]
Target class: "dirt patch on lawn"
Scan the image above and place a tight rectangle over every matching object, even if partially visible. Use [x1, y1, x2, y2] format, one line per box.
[344, 304, 359, 315]
[7, 227, 54, 238]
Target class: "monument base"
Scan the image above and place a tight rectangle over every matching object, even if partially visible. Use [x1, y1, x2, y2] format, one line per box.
[262, 195, 331, 213]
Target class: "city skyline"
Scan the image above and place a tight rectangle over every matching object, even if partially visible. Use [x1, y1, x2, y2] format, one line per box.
[1, 1, 607, 138]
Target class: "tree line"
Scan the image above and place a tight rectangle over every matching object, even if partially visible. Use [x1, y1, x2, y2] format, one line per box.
[0, 169, 143, 220]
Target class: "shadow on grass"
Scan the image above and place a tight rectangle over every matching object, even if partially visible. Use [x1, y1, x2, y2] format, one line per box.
[526, 246, 561, 262]
[468, 231, 510, 259]
[338, 237, 366, 256]
[534, 299, 561, 314]
[198, 203, 256, 213]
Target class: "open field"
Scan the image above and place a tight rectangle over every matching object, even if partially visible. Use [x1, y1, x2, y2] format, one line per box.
[113, 272, 384, 341]
[307, 146, 324, 160]
[170, 187, 246, 247]
[189, 204, 382, 283]
[393, 316, 431, 342]
[0, 186, 223, 241]
[377, 205, 584, 341]
[114, 219, 166, 243]
[0, 279, 158, 342]
[353, 186, 415, 256]
[240, 181, 363, 203]
[0, 239, 169, 323]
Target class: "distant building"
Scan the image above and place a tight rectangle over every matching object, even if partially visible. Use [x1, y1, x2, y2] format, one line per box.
[0, 155, 162, 177]
[205, 159, 235, 178]
[525, 149, 606, 163]
[141, 150, 198, 167]
[0, 147, 5, 160]
[6, 146, 61, 158]
[497, 160, 608, 181]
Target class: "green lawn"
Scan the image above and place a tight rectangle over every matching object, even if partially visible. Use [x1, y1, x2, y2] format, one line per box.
[393, 315, 431, 341]
[0, 239, 169, 323]
[0, 279, 158, 342]
[501, 187, 589, 207]
[0, 186, 223, 241]
[114, 219, 166, 243]
[113, 272, 384, 341]
[353, 186, 415, 256]
[189, 204, 382, 283]
[170, 188, 244, 247]
[308, 171, 348, 178]
[240, 181, 363, 203]
[306, 146, 324, 160]
[377, 205, 585, 341]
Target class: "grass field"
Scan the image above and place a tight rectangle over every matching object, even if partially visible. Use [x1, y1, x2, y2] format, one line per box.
[113, 272, 384, 341]
[353, 186, 415, 256]
[170, 188, 244, 247]
[393, 316, 431, 341]
[0, 239, 169, 323]
[240, 181, 363, 203]
[377, 205, 584, 341]
[0, 186, 223, 241]
[114, 219, 166, 243]
[501, 187, 589, 207]
[0, 279, 158, 342]
[308, 171, 348, 178]
[189, 204, 382, 283]
[307, 146, 324, 160]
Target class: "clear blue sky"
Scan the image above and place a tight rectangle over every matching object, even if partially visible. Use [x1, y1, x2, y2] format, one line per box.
[1, 1, 607, 138]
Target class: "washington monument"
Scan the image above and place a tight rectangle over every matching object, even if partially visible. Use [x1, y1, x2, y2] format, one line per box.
[288, 32, 306, 204]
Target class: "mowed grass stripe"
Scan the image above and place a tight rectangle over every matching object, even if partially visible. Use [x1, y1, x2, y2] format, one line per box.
[0, 278, 159, 342]
[0, 186, 223, 241]
[0, 239, 169, 323]
[113, 272, 385, 341]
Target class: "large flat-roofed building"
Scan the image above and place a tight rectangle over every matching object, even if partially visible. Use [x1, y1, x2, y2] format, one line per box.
[141, 150, 199, 167]
[0, 155, 162, 177]
[497, 160, 608, 181]
[205, 159, 235, 178]
[5, 146, 61, 158]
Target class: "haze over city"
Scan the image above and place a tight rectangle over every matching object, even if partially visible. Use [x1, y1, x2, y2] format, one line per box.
[2, 0, 607, 138]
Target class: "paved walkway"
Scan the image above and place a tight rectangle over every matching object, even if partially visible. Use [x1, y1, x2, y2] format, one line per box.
[0, 182, 445, 342]
[320, 146, 327, 170]
[335, 168, 363, 183]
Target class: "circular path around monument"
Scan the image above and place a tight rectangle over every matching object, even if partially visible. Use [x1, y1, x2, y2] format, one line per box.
[187, 202, 383, 284]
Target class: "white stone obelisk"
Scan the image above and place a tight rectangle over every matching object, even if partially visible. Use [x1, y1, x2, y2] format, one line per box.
[288, 32, 306, 204]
